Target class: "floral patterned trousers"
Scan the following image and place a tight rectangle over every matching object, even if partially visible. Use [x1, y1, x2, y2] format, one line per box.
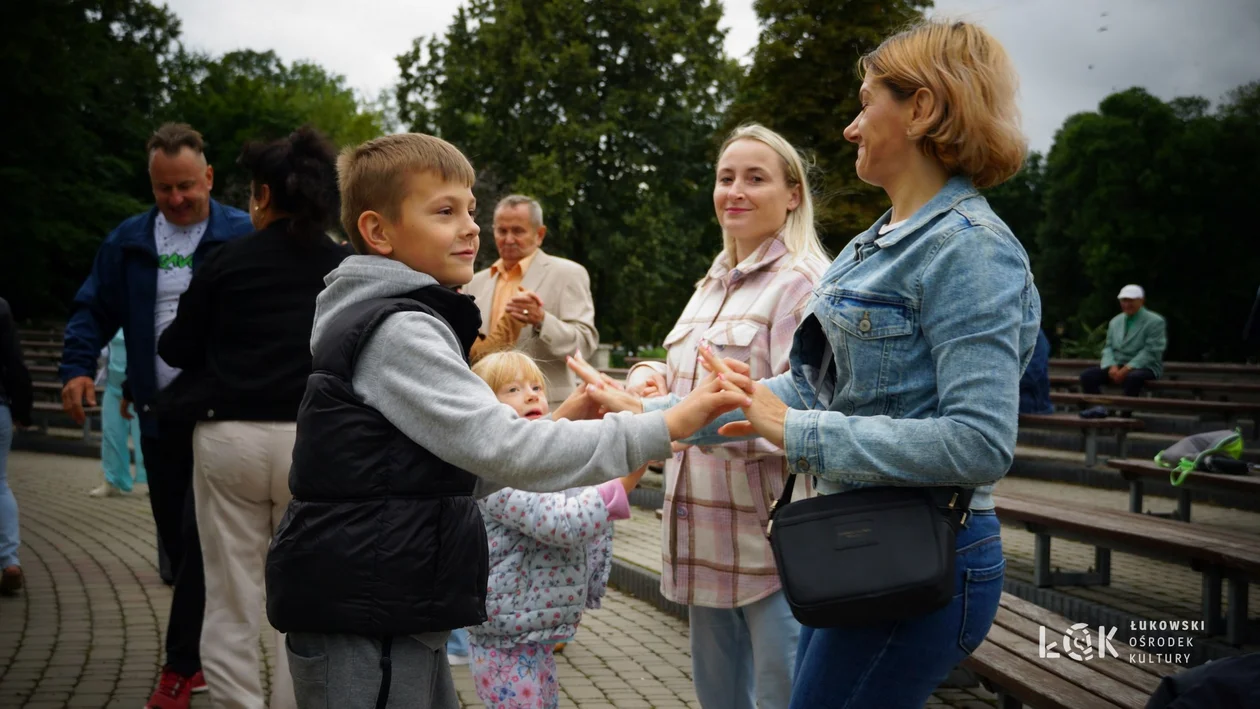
[470, 642, 559, 709]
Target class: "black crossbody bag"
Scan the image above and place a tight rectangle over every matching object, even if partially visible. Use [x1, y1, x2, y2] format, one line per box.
[763, 331, 973, 627]
[765, 475, 972, 627]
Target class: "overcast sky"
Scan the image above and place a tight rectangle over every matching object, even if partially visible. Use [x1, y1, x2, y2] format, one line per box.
[165, 0, 1260, 152]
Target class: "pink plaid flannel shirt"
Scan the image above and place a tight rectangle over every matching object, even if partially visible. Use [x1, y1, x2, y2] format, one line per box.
[644, 236, 826, 608]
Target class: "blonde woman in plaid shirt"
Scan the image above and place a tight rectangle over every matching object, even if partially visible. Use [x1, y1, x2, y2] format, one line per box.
[626, 124, 828, 709]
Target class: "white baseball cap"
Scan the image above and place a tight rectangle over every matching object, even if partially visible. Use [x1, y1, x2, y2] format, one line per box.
[1117, 284, 1145, 300]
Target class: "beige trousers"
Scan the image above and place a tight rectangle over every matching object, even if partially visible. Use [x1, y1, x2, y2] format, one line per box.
[193, 421, 297, 709]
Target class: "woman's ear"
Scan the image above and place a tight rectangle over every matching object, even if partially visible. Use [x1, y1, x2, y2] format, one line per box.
[908, 87, 939, 137]
[787, 185, 802, 212]
[357, 211, 393, 256]
[255, 183, 272, 212]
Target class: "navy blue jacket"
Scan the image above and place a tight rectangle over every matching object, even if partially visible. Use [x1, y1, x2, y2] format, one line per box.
[1019, 329, 1054, 415]
[59, 201, 252, 435]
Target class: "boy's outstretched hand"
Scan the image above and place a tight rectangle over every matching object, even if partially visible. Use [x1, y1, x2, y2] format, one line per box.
[661, 376, 751, 442]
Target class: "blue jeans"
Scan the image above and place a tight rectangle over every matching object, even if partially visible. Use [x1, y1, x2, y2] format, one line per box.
[690, 589, 799, 709]
[790, 511, 1004, 709]
[0, 404, 19, 568]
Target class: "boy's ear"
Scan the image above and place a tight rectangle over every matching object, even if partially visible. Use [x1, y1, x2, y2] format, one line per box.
[358, 211, 393, 256]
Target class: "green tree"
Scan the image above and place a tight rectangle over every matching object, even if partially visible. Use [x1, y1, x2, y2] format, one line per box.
[726, 0, 930, 251]
[983, 151, 1044, 259]
[1035, 85, 1260, 361]
[0, 0, 182, 319]
[397, 0, 739, 347]
[165, 50, 384, 210]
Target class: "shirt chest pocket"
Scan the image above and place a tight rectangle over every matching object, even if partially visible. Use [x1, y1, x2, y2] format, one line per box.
[701, 322, 761, 371]
[818, 291, 915, 413]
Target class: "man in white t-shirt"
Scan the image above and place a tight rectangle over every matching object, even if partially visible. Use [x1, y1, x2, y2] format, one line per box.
[60, 123, 252, 709]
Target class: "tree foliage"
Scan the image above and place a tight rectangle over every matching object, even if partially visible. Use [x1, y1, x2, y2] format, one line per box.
[0, 0, 182, 318]
[397, 0, 740, 346]
[1027, 85, 1260, 361]
[726, 0, 930, 251]
[1, 3, 384, 322]
[165, 50, 384, 209]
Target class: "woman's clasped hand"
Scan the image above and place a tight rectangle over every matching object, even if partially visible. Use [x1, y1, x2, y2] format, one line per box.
[564, 346, 793, 447]
[563, 352, 751, 443]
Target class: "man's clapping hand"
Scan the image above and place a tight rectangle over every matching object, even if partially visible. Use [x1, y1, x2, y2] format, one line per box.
[505, 289, 546, 327]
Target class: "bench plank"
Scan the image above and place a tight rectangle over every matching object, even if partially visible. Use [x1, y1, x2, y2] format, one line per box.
[1020, 413, 1144, 430]
[1108, 458, 1260, 498]
[1050, 393, 1257, 416]
[982, 624, 1153, 708]
[1049, 359, 1260, 376]
[962, 640, 1124, 709]
[995, 494, 1260, 576]
[1049, 375, 1260, 395]
[999, 594, 1180, 681]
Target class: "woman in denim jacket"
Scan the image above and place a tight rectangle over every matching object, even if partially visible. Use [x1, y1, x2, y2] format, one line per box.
[573, 20, 1039, 709]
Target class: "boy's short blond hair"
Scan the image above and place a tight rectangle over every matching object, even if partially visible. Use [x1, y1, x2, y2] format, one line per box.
[472, 351, 548, 395]
[337, 133, 476, 253]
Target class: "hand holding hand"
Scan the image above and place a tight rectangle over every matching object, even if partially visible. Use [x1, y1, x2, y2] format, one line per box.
[119, 397, 134, 421]
[625, 366, 667, 398]
[696, 345, 788, 448]
[568, 353, 644, 414]
[662, 376, 751, 441]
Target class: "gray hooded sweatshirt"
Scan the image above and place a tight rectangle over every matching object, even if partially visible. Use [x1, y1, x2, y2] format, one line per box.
[312, 255, 673, 498]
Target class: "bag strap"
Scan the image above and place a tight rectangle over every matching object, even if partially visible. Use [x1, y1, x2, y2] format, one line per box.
[766, 472, 975, 539]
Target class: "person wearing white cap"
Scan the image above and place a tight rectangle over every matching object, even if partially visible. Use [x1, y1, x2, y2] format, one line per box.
[1078, 284, 1167, 411]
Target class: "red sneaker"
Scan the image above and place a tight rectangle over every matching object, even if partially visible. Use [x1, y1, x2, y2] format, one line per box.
[189, 670, 207, 693]
[144, 667, 193, 709]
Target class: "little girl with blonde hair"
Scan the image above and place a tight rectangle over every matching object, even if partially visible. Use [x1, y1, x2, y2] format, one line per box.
[467, 351, 645, 709]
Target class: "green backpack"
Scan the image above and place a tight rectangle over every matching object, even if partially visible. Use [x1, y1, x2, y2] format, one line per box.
[1154, 429, 1245, 485]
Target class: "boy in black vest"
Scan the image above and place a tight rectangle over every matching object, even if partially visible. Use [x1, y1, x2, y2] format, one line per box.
[265, 133, 747, 709]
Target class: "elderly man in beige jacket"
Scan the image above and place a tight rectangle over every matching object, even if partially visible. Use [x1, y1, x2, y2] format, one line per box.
[464, 195, 598, 405]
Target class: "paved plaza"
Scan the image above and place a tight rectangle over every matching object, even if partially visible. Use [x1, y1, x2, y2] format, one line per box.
[12, 448, 1259, 707]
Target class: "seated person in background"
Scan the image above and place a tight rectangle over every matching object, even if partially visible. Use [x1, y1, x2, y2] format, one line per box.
[1019, 329, 1054, 415]
[1079, 285, 1166, 416]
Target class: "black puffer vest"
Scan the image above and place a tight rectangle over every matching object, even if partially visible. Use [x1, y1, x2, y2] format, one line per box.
[266, 285, 488, 635]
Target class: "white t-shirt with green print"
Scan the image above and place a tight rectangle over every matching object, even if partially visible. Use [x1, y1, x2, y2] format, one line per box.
[153, 212, 207, 391]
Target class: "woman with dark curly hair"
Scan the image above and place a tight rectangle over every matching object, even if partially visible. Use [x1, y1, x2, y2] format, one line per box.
[158, 126, 349, 709]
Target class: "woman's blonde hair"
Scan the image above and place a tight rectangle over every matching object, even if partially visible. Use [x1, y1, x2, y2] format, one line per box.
[471, 351, 548, 395]
[860, 19, 1026, 189]
[716, 124, 829, 267]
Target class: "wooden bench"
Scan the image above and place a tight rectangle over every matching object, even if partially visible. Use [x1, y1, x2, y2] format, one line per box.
[31, 401, 98, 440]
[1049, 393, 1259, 439]
[21, 347, 62, 363]
[1049, 375, 1260, 398]
[1050, 359, 1260, 377]
[1107, 458, 1260, 523]
[995, 493, 1260, 645]
[1019, 413, 1144, 467]
[963, 593, 1178, 709]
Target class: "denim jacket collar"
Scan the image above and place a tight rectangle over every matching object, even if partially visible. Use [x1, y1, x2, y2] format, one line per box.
[857, 176, 979, 249]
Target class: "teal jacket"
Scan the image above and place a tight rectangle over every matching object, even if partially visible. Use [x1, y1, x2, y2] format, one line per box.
[1100, 308, 1167, 378]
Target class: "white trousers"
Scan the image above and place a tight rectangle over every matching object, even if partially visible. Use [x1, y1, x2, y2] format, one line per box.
[193, 421, 297, 709]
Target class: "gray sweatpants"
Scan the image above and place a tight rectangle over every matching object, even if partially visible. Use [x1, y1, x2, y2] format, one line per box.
[286, 632, 457, 709]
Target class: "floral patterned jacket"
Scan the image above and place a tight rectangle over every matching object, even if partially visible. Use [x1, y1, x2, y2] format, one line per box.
[467, 481, 628, 647]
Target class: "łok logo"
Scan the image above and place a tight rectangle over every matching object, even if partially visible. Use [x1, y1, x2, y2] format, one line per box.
[1039, 623, 1118, 661]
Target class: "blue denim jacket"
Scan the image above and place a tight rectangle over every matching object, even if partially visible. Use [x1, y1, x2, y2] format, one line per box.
[655, 177, 1040, 510]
